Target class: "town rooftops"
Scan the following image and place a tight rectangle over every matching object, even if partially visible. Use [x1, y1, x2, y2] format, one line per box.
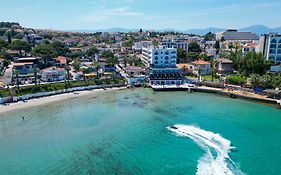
[13, 62, 34, 66]
[217, 58, 233, 64]
[192, 60, 211, 65]
[176, 64, 193, 69]
[56, 56, 67, 64]
[125, 66, 142, 71]
[42, 66, 65, 72]
[222, 30, 259, 41]
[17, 57, 38, 61]
[243, 43, 259, 48]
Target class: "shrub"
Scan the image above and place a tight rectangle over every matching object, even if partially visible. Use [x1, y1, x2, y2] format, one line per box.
[226, 75, 246, 86]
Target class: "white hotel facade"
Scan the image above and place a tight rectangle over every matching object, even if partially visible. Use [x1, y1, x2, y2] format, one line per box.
[142, 46, 184, 85]
[142, 46, 177, 68]
[161, 39, 189, 52]
[259, 33, 281, 64]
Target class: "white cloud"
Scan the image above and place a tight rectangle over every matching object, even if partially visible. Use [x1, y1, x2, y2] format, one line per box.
[77, 6, 144, 23]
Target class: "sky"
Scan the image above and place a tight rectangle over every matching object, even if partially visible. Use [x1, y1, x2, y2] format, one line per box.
[0, 0, 280, 30]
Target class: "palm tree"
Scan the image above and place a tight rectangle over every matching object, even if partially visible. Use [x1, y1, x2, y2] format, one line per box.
[13, 70, 20, 91]
[65, 65, 71, 86]
[33, 66, 39, 87]
[91, 61, 101, 79]
[81, 68, 87, 84]
[210, 60, 217, 82]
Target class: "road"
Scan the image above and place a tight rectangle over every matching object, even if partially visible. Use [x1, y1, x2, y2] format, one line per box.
[0, 63, 13, 85]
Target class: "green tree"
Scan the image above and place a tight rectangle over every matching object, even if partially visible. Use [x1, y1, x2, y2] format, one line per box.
[199, 53, 208, 61]
[32, 44, 57, 68]
[9, 40, 31, 57]
[214, 40, 220, 55]
[72, 58, 80, 72]
[188, 42, 202, 53]
[33, 65, 39, 87]
[0, 39, 8, 50]
[102, 51, 118, 66]
[86, 46, 99, 57]
[240, 52, 272, 76]
[204, 32, 215, 41]
[152, 40, 159, 46]
[91, 61, 101, 79]
[65, 65, 71, 86]
[52, 41, 70, 56]
[177, 48, 187, 63]
[187, 52, 199, 62]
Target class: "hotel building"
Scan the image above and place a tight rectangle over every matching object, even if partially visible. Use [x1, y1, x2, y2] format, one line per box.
[259, 33, 281, 64]
[142, 46, 184, 85]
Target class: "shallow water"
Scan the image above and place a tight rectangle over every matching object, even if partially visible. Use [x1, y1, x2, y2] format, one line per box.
[0, 89, 280, 174]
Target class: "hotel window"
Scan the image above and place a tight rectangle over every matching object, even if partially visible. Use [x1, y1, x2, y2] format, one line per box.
[279, 39, 281, 44]
[271, 39, 277, 44]
[269, 49, 276, 54]
[270, 44, 276, 48]
[277, 56, 281, 61]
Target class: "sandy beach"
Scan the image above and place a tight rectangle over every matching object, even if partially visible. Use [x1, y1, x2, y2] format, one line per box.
[0, 87, 127, 114]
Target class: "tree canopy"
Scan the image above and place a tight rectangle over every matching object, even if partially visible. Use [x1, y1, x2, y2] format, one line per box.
[9, 40, 31, 57]
[188, 42, 202, 53]
[102, 51, 118, 66]
[177, 48, 187, 63]
[86, 46, 99, 57]
[204, 32, 216, 41]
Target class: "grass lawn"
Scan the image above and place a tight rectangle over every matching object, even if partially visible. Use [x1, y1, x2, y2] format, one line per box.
[202, 75, 220, 81]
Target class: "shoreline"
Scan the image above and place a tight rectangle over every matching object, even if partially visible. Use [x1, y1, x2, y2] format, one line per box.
[0, 86, 279, 114]
[0, 87, 127, 114]
[194, 86, 278, 105]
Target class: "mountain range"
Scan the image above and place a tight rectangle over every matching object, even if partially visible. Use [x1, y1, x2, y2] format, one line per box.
[70, 25, 281, 36]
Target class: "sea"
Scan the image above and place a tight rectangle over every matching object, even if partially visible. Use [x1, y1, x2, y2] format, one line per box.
[0, 88, 280, 175]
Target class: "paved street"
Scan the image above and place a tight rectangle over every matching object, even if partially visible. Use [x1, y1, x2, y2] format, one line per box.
[0, 63, 13, 85]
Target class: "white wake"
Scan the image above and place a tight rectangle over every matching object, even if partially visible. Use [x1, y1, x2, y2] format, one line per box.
[168, 124, 244, 175]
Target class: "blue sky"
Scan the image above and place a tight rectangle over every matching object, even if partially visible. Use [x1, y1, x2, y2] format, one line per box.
[0, 0, 280, 30]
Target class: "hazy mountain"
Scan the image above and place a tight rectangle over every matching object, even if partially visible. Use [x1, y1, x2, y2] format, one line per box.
[184, 27, 225, 35]
[239, 25, 281, 35]
[68, 25, 281, 35]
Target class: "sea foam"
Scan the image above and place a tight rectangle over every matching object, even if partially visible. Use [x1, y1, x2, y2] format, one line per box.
[168, 124, 244, 175]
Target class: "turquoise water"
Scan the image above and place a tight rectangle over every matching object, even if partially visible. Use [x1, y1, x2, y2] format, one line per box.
[0, 89, 280, 175]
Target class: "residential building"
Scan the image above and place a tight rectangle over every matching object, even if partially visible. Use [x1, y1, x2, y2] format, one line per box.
[13, 62, 34, 75]
[243, 43, 259, 54]
[216, 58, 234, 75]
[125, 66, 146, 86]
[41, 66, 66, 82]
[55, 56, 67, 68]
[192, 60, 211, 76]
[23, 34, 44, 45]
[176, 64, 193, 75]
[132, 41, 152, 53]
[13, 62, 36, 82]
[161, 39, 189, 51]
[216, 29, 259, 44]
[142, 46, 185, 85]
[125, 66, 145, 77]
[142, 46, 177, 68]
[259, 33, 281, 64]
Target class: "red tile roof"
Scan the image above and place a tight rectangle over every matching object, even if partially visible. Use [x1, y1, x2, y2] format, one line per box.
[192, 60, 211, 65]
[56, 56, 67, 64]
